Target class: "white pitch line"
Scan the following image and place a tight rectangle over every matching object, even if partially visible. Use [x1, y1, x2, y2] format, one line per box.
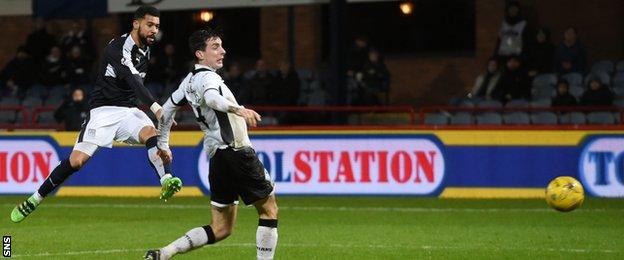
[2, 203, 622, 213]
[11, 242, 619, 258]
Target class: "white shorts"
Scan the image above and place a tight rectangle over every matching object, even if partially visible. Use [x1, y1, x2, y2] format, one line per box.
[74, 106, 154, 156]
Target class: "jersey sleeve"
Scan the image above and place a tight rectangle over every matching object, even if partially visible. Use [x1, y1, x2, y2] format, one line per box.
[200, 74, 243, 113]
[157, 85, 185, 150]
[105, 42, 158, 108]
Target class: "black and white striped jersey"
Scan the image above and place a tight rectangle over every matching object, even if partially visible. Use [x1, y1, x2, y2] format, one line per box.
[158, 64, 252, 157]
[89, 33, 157, 109]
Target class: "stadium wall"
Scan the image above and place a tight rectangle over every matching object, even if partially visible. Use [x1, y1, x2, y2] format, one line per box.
[1, 129, 624, 198]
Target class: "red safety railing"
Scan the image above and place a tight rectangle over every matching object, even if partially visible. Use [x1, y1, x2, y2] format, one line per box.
[30, 106, 63, 130]
[3, 104, 624, 131]
[0, 105, 30, 130]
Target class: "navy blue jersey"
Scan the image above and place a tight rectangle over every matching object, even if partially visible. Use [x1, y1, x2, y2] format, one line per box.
[89, 33, 157, 109]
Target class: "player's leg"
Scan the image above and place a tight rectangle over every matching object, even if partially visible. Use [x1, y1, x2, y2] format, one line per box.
[10, 143, 96, 223]
[120, 108, 181, 200]
[147, 205, 238, 260]
[254, 194, 279, 260]
[138, 125, 182, 200]
[146, 150, 238, 259]
[232, 148, 278, 260]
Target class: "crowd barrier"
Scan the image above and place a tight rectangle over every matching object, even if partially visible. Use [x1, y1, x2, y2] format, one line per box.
[1, 129, 623, 198]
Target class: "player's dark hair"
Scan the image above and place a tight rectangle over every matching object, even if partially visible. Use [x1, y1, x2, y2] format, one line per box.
[134, 5, 160, 20]
[188, 28, 223, 58]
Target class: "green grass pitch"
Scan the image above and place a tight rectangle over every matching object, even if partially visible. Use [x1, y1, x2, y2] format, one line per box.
[1, 196, 623, 259]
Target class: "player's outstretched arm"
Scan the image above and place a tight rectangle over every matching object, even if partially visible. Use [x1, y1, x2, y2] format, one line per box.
[203, 89, 262, 127]
[157, 87, 185, 156]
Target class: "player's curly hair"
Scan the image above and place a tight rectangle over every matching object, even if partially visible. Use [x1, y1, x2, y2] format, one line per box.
[188, 27, 223, 57]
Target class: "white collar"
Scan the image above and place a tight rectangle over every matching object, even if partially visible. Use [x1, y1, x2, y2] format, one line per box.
[194, 64, 217, 72]
[127, 32, 148, 54]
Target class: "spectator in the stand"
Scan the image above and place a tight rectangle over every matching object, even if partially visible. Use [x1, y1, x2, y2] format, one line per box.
[307, 81, 331, 106]
[25, 18, 57, 63]
[0, 46, 37, 98]
[65, 46, 92, 87]
[145, 44, 185, 100]
[580, 77, 613, 106]
[60, 20, 94, 58]
[493, 55, 530, 102]
[472, 58, 502, 100]
[348, 72, 376, 105]
[527, 28, 555, 77]
[274, 61, 300, 106]
[556, 58, 576, 75]
[554, 27, 587, 74]
[361, 49, 390, 104]
[39, 46, 67, 88]
[551, 79, 577, 107]
[54, 88, 88, 131]
[248, 59, 275, 105]
[145, 54, 167, 99]
[161, 43, 185, 84]
[347, 35, 371, 75]
[223, 63, 249, 105]
[494, 1, 529, 62]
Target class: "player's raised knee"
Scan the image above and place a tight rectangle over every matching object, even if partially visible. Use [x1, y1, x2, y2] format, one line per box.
[68, 157, 85, 169]
[68, 151, 90, 169]
[139, 125, 158, 140]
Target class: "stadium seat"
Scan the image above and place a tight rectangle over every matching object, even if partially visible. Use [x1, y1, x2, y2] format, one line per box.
[450, 112, 473, 125]
[613, 73, 624, 88]
[0, 97, 20, 106]
[26, 84, 47, 99]
[560, 112, 586, 125]
[48, 85, 68, 99]
[44, 95, 65, 107]
[532, 73, 557, 89]
[505, 99, 529, 108]
[37, 111, 57, 124]
[614, 112, 622, 124]
[530, 99, 551, 108]
[531, 112, 558, 125]
[424, 113, 448, 125]
[532, 86, 555, 99]
[457, 99, 476, 108]
[0, 111, 16, 123]
[591, 60, 615, 75]
[614, 99, 624, 108]
[584, 72, 611, 86]
[476, 100, 502, 108]
[503, 112, 530, 125]
[587, 111, 615, 125]
[569, 86, 584, 99]
[476, 112, 502, 125]
[617, 60, 624, 72]
[561, 73, 583, 88]
[22, 96, 43, 109]
[15, 110, 27, 125]
[613, 87, 624, 97]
